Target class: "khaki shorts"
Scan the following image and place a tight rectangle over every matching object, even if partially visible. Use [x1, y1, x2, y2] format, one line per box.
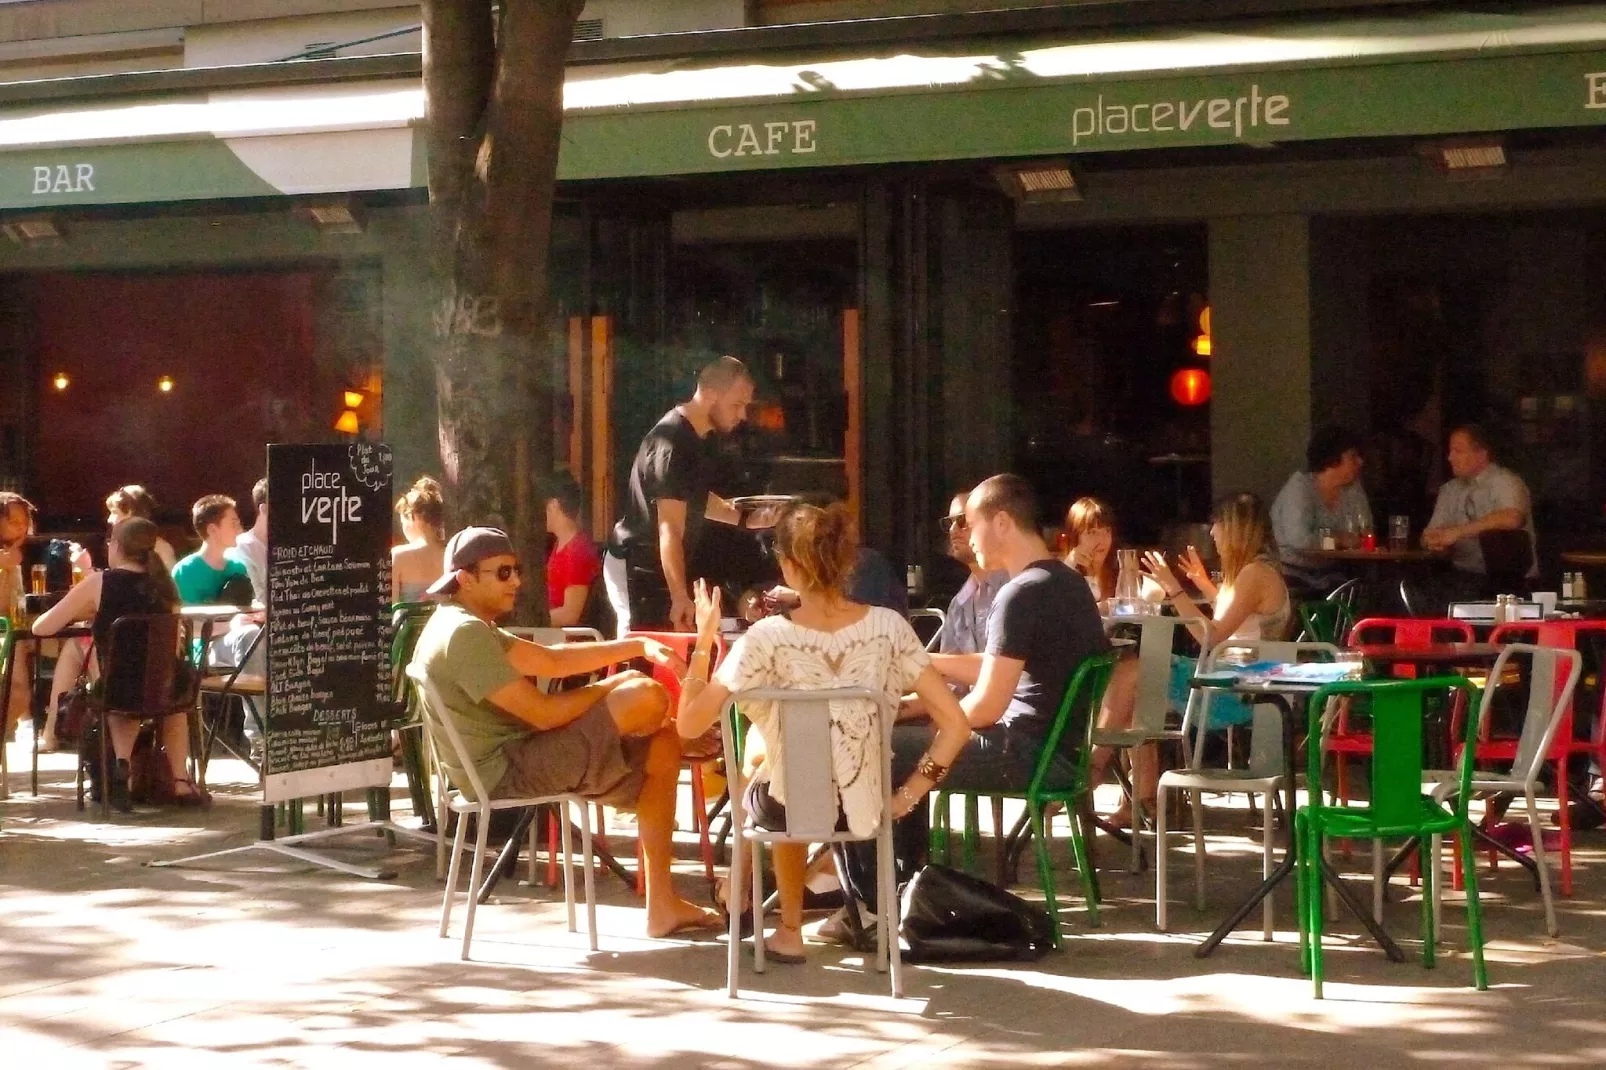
[493, 701, 649, 808]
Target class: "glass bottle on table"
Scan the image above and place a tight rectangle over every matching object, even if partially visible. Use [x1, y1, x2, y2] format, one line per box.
[1112, 548, 1143, 615]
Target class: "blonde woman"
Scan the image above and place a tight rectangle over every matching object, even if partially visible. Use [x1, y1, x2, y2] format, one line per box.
[675, 503, 971, 964]
[391, 476, 446, 604]
[1145, 491, 1292, 737]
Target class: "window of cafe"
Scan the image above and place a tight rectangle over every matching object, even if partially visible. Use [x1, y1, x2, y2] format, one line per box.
[1, 264, 383, 536]
[1012, 224, 1210, 542]
[1355, 210, 1606, 567]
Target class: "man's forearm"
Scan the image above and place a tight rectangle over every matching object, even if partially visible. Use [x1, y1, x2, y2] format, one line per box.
[659, 526, 690, 602]
[930, 652, 983, 686]
[509, 636, 642, 678]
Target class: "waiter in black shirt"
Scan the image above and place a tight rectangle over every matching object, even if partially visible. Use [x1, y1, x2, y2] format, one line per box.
[604, 356, 775, 633]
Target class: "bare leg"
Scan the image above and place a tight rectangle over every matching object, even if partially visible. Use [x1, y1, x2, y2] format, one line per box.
[44, 639, 88, 748]
[108, 715, 139, 760]
[160, 712, 196, 782]
[1090, 657, 1139, 780]
[3, 646, 31, 741]
[768, 841, 808, 958]
[603, 677, 721, 938]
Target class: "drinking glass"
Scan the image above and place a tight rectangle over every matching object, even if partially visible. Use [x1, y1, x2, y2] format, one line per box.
[1388, 515, 1410, 552]
[29, 564, 45, 595]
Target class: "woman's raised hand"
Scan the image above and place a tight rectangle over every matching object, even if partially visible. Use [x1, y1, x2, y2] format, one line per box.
[1179, 545, 1212, 589]
[693, 578, 723, 641]
[1140, 549, 1181, 595]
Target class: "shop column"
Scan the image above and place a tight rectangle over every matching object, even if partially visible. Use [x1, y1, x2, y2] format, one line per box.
[1209, 214, 1312, 502]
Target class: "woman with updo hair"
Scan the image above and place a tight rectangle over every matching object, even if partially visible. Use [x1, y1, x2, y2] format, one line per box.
[675, 502, 972, 964]
[34, 517, 207, 809]
[392, 476, 447, 603]
[105, 485, 177, 569]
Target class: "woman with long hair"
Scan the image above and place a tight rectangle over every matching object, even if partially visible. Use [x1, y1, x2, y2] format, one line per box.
[675, 502, 971, 964]
[1063, 496, 1164, 610]
[1143, 491, 1292, 650]
[392, 476, 446, 603]
[34, 517, 206, 809]
[47, 485, 178, 750]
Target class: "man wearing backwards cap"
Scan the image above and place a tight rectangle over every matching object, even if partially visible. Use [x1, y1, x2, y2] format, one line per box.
[410, 526, 721, 937]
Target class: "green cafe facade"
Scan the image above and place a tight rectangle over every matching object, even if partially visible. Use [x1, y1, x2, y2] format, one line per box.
[1, 4, 1606, 577]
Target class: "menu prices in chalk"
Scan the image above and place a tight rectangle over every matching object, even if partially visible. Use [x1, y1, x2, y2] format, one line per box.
[264, 442, 396, 801]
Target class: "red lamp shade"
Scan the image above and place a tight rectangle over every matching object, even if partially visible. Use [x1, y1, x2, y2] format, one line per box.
[1170, 367, 1211, 407]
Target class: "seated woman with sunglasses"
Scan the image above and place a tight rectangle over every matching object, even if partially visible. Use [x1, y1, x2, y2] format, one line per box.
[675, 503, 972, 963]
[34, 517, 206, 810]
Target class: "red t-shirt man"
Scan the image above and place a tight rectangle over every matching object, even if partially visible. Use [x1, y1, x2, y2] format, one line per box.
[547, 532, 601, 617]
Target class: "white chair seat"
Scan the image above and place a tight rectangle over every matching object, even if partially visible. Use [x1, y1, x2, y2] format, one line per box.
[1092, 727, 1183, 747]
[1159, 768, 1281, 792]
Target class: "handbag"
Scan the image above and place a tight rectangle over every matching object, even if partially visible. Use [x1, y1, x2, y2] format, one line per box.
[898, 864, 1055, 963]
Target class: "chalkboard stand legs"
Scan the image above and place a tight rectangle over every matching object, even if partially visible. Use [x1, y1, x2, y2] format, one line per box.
[149, 796, 439, 881]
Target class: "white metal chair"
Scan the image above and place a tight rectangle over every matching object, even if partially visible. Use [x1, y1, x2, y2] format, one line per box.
[406, 663, 598, 960]
[1155, 638, 1338, 937]
[1430, 643, 1580, 938]
[722, 686, 904, 999]
[908, 607, 947, 654]
[1095, 614, 1186, 869]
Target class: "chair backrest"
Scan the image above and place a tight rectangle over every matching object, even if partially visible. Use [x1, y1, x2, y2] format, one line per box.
[723, 686, 888, 840]
[1029, 651, 1117, 796]
[390, 602, 437, 705]
[625, 630, 727, 706]
[1102, 614, 1181, 734]
[1349, 616, 1474, 647]
[1474, 643, 1580, 778]
[405, 662, 493, 804]
[1308, 675, 1477, 827]
[1490, 619, 1606, 739]
[101, 613, 188, 717]
[579, 571, 617, 639]
[908, 607, 946, 652]
[1186, 638, 1339, 772]
[1480, 528, 1533, 592]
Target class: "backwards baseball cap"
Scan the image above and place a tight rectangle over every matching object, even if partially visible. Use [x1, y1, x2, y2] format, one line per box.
[426, 526, 516, 596]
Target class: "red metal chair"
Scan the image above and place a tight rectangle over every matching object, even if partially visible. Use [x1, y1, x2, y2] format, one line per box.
[1476, 620, 1606, 896]
[624, 630, 728, 894]
[1327, 618, 1476, 810]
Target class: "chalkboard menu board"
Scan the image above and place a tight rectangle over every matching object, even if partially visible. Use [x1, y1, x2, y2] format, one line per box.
[264, 442, 396, 803]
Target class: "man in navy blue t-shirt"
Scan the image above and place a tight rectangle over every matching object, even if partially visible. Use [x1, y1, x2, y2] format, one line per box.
[911, 473, 1109, 790]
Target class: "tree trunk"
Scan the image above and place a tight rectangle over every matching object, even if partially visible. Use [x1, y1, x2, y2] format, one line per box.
[422, 0, 584, 623]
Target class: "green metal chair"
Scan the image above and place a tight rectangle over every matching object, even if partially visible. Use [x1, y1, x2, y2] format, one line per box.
[1297, 578, 1360, 645]
[930, 651, 1117, 947]
[1296, 675, 1487, 999]
[383, 601, 438, 832]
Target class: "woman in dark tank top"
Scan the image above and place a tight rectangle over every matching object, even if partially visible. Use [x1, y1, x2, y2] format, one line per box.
[33, 516, 207, 809]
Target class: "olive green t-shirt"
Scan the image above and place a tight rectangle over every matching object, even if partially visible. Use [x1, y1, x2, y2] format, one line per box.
[409, 603, 525, 798]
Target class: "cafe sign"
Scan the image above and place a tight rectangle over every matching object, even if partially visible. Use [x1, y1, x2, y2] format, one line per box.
[557, 47, 1606, 179]
[0, 43, 1603, 205]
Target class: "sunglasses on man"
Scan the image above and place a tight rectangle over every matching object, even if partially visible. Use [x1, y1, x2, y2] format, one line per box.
[473, 562, 522, 582]
[938, 513, 968, 533]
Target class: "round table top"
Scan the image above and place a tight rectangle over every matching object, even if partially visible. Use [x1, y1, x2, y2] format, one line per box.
[1305, 547, 1447, 563]
[1352, 642, 1502, 664]
[1560, 550, 1606, 567]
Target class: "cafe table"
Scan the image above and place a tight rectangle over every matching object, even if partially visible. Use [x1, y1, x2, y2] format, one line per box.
[1187, 664, 1410, 962]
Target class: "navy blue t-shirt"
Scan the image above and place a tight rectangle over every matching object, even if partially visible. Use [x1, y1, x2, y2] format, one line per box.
[986, 558, 1109, 739]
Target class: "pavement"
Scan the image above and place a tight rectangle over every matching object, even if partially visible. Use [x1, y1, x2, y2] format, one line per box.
[3, 739, 1605, 1069]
